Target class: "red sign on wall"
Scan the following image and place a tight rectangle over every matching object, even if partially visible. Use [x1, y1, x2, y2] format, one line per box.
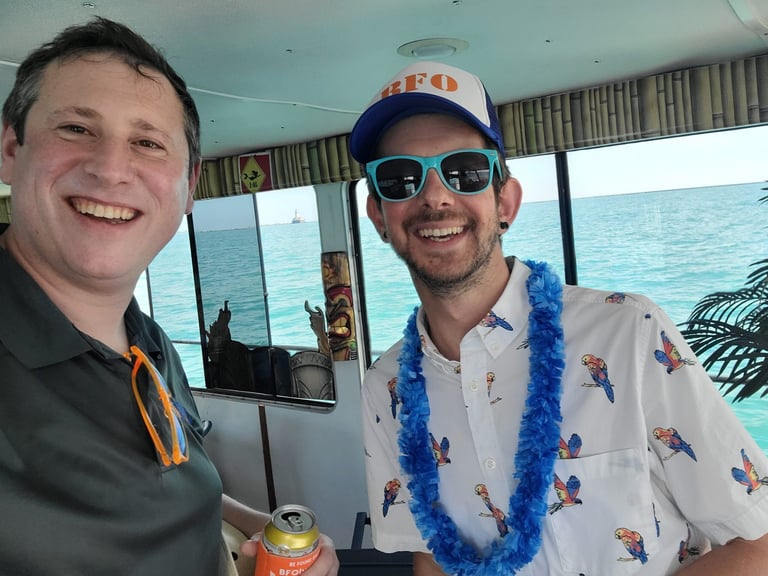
[239, 152, 273, 193]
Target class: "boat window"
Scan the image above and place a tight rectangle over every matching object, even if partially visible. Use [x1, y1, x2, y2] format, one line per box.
[356, 184, 419, 356]
[565, 124, 768, 449]
[500, 154, 563, 274]
[137, 218, 203, 384]
[567, 125, 768, 324]
[139, 187, 336, 408]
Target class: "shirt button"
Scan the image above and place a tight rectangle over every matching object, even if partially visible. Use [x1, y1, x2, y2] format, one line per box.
[485, 458, 496, 470]
[470, 381, 479, 391]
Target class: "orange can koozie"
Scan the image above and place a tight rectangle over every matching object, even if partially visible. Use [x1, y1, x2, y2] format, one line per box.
[254, 505, 320, 576]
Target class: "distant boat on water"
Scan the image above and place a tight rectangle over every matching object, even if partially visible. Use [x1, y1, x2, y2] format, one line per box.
[291, 209, 306, 224]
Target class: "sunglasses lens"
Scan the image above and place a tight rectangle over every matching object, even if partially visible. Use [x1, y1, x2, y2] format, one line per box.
[441, 151, 493, 193]
[375, 158, 424, 200]
[370, 150, 496, 201]
[131, 345, 190, 466]
[145, 385, 172, 442]
[144, 377, 188, 457]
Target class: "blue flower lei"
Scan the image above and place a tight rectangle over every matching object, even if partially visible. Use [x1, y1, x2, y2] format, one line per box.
[396, 260, 565, 575]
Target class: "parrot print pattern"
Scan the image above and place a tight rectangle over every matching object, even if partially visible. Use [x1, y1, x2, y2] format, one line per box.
[615, 527, 649, 564]
[654, 331, 695, 374]
[430, 432, 451, 467]
[474, 484, 509, 536]
[731, 448, 768, 494]
[548, 473, 583, 514]
[581, 353, 615, 403]
[382, 478, 405, 517]
[362, 277, 768, 573]
[558, 433, 582, 459]
[653, 427, 697, 461]
[479, 310, 514, 332]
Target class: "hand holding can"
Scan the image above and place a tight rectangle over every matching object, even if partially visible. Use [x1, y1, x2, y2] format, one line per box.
[254, 505, 320, 576]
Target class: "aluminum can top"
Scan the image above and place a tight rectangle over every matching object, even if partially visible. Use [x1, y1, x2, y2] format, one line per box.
[263, 504, 319, 556]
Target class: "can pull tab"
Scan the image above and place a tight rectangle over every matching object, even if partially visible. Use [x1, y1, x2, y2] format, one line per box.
[281, 512, 305, 532]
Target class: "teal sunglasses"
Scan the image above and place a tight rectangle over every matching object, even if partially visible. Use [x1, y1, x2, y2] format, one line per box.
[366, 148, 501, 202]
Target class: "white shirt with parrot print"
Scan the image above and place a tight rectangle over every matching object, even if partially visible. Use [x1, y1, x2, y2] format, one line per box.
[361, 257, 768, 575]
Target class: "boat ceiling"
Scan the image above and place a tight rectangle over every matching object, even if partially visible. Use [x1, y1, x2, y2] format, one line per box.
[0, 0, 767, 161]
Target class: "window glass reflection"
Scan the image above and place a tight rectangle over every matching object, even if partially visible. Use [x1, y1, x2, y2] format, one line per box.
[144, 220, 203, 385]
[501, 155, 563, 274]
[567, 126, 768, 323]
[141, 188, 334, 406]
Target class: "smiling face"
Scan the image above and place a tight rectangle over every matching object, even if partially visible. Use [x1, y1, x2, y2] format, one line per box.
[0, 53, 198, 293]
[367, 113, 521, 297]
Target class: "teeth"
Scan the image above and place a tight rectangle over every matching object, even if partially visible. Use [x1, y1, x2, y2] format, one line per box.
[72, 199, 136, 221]
[419, 226, 463, 239]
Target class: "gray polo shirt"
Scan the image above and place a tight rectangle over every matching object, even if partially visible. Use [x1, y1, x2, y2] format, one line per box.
[0, 246, 223, 576]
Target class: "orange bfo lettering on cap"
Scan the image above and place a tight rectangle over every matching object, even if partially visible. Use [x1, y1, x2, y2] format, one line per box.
[380, 73, 459, 99]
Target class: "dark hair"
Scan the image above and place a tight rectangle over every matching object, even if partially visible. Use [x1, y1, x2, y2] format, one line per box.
[1, 16, 200, 174]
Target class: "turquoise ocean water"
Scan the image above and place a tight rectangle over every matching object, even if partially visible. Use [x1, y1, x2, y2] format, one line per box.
[147, 182, 768, 452]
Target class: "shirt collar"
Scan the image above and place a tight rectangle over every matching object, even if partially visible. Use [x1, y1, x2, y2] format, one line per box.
[417, 257, 532, 367]
[0, 248, 158, 369]
[473, 256, 531, 359]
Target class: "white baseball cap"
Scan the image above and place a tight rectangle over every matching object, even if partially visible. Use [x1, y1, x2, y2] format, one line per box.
[349, 61, 505, 163]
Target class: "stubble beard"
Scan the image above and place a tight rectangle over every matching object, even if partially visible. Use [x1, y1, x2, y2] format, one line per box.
[395, 223, 499, 298]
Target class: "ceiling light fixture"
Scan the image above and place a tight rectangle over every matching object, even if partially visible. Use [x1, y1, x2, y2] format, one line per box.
[397, 37, 469, 60]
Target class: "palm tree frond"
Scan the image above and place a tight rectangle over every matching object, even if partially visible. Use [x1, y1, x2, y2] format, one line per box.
[746, 258, 768, 286]
[680, 189, 768, 401]
[686, 285, 768, 326]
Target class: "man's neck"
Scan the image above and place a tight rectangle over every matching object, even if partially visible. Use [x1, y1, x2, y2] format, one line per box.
[417, 254, 513, 362]
[41, 279, 132, 354]
[4, 232, 133, 354]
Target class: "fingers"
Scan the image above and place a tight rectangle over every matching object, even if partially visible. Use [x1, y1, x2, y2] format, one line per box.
[303, 535, 339, 576]
[239, 534, 261, 558]
[240, 533, 339, 576]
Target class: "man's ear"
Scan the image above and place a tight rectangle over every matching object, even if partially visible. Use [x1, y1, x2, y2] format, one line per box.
[366, 193, 387, 239]
[498, 177, 523, 229]
[185, 160, 201, 215]
[0, 123, 20, 185]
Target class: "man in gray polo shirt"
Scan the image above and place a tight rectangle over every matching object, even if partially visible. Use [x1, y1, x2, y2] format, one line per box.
[0, 17, 337, 576]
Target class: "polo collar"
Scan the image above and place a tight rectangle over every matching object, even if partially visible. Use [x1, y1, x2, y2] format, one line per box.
[0, 248, 160, 369]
